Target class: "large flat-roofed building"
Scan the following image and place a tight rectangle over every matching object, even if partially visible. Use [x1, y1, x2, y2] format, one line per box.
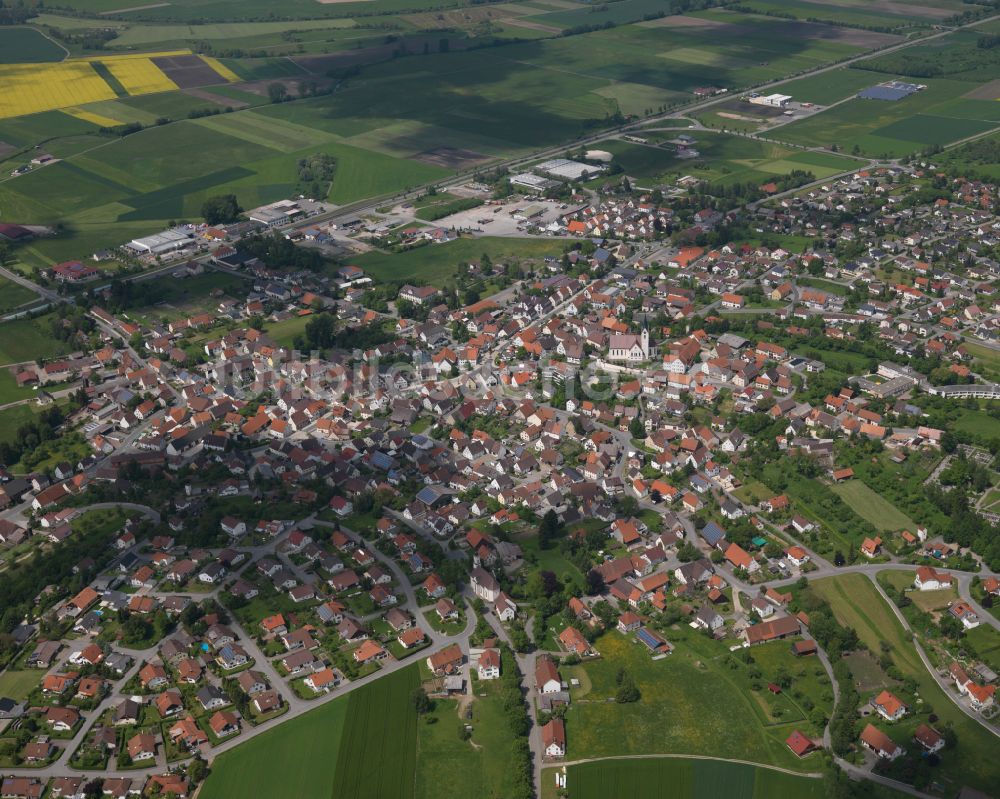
[534, 158, 606, 182]
[127, 227, 194, 256]
[510, 173, 558, 192]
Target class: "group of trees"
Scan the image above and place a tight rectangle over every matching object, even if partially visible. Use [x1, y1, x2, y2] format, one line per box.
[0, 405, 71, 472]
[497, 648, 533, 799]
[240, 232, 325, 271]
[201, 194, 243, 226]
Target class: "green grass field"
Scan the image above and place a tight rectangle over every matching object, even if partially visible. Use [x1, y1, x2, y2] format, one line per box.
[0, 669, 40, 700]
[953, 409, 1000, 441]
[565, 631, 823, 771]
[0, 313, 73, 365]
[830, 480, 917, 532]
[0, 28, 66, 64]
[355, 236, 565, 286]
[599, 133, 862, 188]
[201, 666, 418, 799]
[413, 679, 518, 799]
[0, 276, 39, 312]
[774, 75, 1000, 157]
[812, 574, 1000, 794]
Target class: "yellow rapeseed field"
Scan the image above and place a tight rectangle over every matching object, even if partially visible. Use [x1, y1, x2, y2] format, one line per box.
[200, 56, 241, 83]
[62, 106, 124, 127]
[102, 57, 177, 95]
[0, 62, 117, 119]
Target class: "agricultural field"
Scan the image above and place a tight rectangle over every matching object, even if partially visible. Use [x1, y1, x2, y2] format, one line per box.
[201, 665, 418, 799]
[599, 133, 863, 188]
[811, 574, 1000, 794]
[830, 479, 918, 532]
[734, 0, 959, 30]
[0, 276, 40, 313]
[773, 29, 1000, 157]
[0, 51, 235, 121]
[0, 28, 67, 64]
[775, 68, 897, 107]
[0, 7, 907, 259]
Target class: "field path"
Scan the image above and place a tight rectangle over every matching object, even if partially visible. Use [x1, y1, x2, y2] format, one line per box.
[555, 752, 823, 777]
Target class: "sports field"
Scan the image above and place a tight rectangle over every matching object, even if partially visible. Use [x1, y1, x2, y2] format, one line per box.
[201, 666, 418, 799]
[830, 480, 917, 532]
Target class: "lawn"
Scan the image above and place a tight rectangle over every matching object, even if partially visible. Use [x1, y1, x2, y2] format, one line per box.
[830, 480, 917, 532]
[519, 536, 585, 591]
[0, 669, 40, 700]
[201, 666, 418, 799]
[355, 236, 565, 286]
[262, 314, 312, 349]
[565, 631, 821, 771]
[811, 574, 1000, 794]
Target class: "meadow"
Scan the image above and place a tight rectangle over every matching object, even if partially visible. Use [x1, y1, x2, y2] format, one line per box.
[0, 276, 40, 312]
[811, 574, 1000, 794]
[830, 479, 917, 532]
[0, 313, 73, 365]
[413, 680, 518, 799]
[354, 236, 565, 286]
[564, 631, 825, 771]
